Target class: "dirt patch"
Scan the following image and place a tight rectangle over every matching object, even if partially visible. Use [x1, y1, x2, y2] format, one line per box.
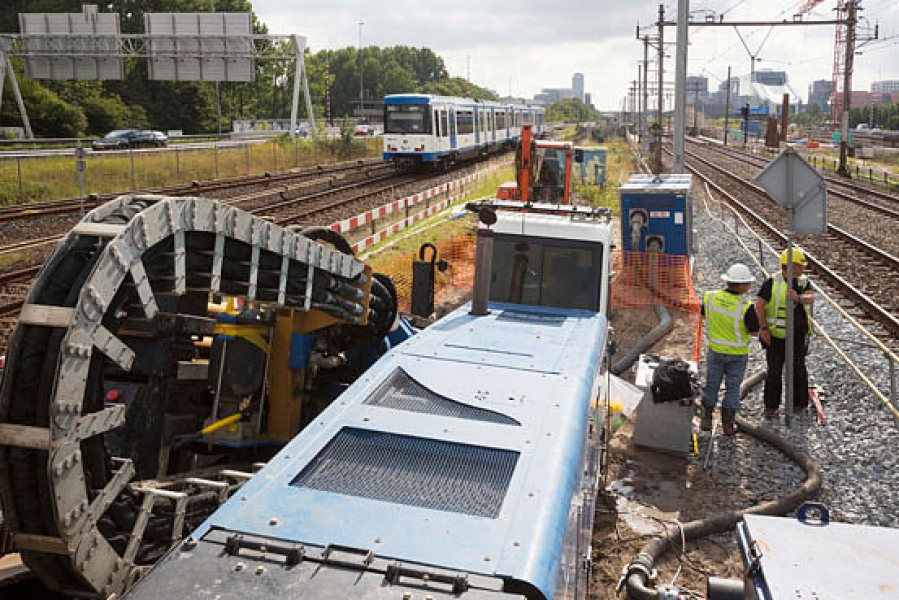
[590, 308, 746, 599]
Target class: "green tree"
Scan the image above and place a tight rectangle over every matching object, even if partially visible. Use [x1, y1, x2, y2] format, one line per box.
[546, 98, 601, 123]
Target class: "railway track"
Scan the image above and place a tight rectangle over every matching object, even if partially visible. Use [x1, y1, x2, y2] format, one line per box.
[0, 157, 383, 225]
[0, 156, 500, 355]
[690, 138, 899, 214]
[671, 146, 899, 343]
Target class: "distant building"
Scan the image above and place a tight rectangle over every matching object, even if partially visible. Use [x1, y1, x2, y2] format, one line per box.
[572, 73, 585, 101]
[808, 79, 832, 111]
[685, 76, 709, 105]
[737, 70, 802, 115]
[851, 91, 873, 106]
[532, 72, 584, 106]
[584, 92, 593, 109]
[871, 80, 899, 94]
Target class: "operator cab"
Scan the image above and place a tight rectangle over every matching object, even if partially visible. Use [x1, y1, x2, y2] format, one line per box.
[475, 201, 613, 316]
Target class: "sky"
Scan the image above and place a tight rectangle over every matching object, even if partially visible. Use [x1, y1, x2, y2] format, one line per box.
[252, 0, 899, 110]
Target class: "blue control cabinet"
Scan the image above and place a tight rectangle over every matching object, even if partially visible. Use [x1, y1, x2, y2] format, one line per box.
[619, 174, 693, 256]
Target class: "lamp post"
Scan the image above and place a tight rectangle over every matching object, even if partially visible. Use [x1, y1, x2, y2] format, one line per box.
[358, 21, 364, 118]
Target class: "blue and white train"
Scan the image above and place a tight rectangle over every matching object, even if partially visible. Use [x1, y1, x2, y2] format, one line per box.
[383, 94, 547, 169]
[123, 202, 613, 600]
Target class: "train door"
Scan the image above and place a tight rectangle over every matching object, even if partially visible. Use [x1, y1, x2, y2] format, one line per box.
[449, 108, 457, 149]
[490, 108, 496, 144]
[474, 107, 480, 145]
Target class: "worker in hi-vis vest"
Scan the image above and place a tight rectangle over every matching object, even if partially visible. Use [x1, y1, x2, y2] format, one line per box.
[755, 248, 814, 419]
[701, 263, 760, 435]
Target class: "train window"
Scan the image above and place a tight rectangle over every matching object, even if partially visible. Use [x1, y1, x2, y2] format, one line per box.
[497, 111, 505, 130]
[490, 235, 603, 311]
[457, 111, 474, 135]
[384, 104, 432, 134]
[435, 111, 442, 137]
[442, 111, 449, 137]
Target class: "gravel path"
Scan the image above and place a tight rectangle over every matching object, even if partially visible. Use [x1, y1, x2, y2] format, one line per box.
[691, 182, 899, 528]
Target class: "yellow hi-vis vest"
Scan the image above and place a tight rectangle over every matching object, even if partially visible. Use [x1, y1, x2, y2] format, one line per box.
[766, 275, 811, 339]
[704, 290, 752, 355]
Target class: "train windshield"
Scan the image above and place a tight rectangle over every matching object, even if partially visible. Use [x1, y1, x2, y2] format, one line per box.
[384, 104, 431, 134]
[489, 235, 603, 311]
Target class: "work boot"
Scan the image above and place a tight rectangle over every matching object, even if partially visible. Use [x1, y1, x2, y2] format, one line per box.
[700, 406, 713, 431]
[721, 409, 738, 436]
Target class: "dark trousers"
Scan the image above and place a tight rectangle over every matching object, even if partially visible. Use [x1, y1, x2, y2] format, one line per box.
[763, 335, 809, 410]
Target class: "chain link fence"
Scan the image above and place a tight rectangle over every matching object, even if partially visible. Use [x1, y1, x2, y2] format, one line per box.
[0, 136, 381, 206]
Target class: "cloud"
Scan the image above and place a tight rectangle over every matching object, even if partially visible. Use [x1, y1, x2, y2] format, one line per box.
[252, 0, 899, 110]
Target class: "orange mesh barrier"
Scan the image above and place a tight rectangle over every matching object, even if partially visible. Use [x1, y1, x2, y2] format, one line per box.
[366, 234, 477, 313]
[368, 244, 703, 361]
[610, 251, 703, 361]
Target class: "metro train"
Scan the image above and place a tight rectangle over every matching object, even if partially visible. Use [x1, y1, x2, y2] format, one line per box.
[122, 201, 613, 600]
[382, 94, 547, 169]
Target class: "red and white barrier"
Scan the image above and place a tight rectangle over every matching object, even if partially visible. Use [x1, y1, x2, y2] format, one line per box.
[328, 160, 507, 252]
[351, 194, 460, 253]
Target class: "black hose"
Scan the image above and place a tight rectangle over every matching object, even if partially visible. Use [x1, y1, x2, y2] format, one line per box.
[623, 370, 823, 600]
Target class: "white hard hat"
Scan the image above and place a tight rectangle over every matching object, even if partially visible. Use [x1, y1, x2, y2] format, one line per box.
[721, 263, 755, 284]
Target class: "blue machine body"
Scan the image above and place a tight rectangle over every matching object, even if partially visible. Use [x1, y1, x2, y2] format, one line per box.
[190, 303, 606, 598]
[618, 174, 693, 256]
[122, 205, 612, 600]
[737, 513, 899, 600]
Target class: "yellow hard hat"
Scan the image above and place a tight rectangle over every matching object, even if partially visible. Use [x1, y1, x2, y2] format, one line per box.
[780, 247, 807, 266]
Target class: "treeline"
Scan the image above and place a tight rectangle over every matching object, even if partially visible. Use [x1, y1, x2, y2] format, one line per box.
[546, 98, 602, 123]
[0, 1, 497, 137]
[849, 103, 899, 131]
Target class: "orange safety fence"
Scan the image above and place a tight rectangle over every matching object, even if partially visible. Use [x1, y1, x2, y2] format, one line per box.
[610, 251, 703, 362]
[366, 234, 477, 314]
[368, 243, 704, 362]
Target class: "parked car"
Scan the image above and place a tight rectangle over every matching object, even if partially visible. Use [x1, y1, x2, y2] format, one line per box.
[354, 124, 374, 137]
[295, 123, 310, 137]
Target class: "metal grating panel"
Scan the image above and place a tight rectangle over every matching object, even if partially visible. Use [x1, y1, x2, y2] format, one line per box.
[291, 428, 519, 518]
[363, 369, 520, 425]
[496, 309, 567, 326]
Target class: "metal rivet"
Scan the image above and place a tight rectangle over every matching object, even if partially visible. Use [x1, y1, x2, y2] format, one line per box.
[235, 562, 245, 572]
[269, 518, 279, 526]
[255, 566, 265, 575]
[484, 556, 491, 562]
[514, 541, 521, 547]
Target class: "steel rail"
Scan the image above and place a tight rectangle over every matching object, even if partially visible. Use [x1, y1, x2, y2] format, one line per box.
[690, 138, 899, 208]
[672, 148, 899, 338]
[0, 158, 383, 224]
[685, 148, 899, 274]
[690, 140, 899, 221]
[0, 235, 62, 257]
[0, 265, 42, 287]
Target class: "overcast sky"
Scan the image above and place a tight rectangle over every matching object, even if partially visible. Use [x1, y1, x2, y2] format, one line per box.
[253, 0, 899, 110]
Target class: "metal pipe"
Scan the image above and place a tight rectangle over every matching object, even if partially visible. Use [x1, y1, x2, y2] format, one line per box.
[611, 304, 672, 375]
[469, 228, 493, 316]
[672, 0, 689, 173]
